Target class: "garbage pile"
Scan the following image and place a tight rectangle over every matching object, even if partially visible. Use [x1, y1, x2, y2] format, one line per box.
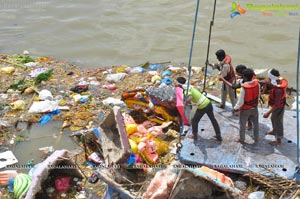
[0, 52, 298, 198]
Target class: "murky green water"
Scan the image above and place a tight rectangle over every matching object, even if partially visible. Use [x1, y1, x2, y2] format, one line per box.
[0, 0, 298, 84]
[13, 121, 81, 169]
[0, 0, 299, 167]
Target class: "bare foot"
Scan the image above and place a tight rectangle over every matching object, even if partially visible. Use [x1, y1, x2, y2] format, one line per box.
[213, 135, 223, 141]
[234, 138, 245, 144]
[266, 131, 275, 135]
[217, 104, 225, 109]
[269, 139, 281, 146]
[186, 134, 198, 140]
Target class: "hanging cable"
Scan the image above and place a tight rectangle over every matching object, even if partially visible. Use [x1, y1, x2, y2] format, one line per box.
[176, 0, 200, 158]
[202, 0, 217, 92]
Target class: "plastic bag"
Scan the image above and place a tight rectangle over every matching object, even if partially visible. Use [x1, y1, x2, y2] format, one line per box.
[28, 100, 59, 113]
[149, 64, 163, 71]
[39, 89, 53, 101]
[102, 97, 125, 106]
[29, 68, 49, 78]
[105, 73, 126, 83]
[129, 67, 145, 74]
[39, 114, 53, 125]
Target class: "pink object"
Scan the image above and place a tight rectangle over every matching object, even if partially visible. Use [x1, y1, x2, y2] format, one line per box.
[134, 155, 142, 163]
[105, 84, 117, 91]
[137, 124, 148, 134]
[138, 142, 146, 152]
[122, 113, 136, 125]
[176, 86, 189, 125]
[143, 166, 177, 199]
[147, 126, 163, 136]
[55, 177, 71, 192]
[142, 120, 156, 128]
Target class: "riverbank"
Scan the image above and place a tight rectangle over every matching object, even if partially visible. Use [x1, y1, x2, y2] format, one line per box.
[0, 52, 298, 198]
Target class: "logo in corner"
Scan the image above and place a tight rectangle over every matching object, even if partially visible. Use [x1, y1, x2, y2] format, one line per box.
[231, 2, 246, 19]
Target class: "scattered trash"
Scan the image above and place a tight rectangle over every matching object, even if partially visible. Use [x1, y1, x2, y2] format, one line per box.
[0, 66, 15, 74]
[28, 100, 59, 113]
[70, 85, 89, 93]
[0, 151, 18, 169]
[13, 173, 32, 199]
[29, 68, 50, 78]
[10, 100, 26, 110]
[102, 97, 125, 106]
[24, 62, 38, 67]
[248, 191, 265, 199]
[0, 54, 297, 198]
[105, 73, 126, 83]
[38, 89, 53, 101]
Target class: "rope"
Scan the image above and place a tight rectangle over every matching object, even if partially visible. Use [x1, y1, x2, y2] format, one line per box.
[202, 0, 217, 92]
[176, 0, 200, 158]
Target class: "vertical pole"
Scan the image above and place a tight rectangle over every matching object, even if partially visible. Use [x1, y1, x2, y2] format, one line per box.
[296, 27, 300, 166]
[203, 0, 217, 92]
[177, 0, 200, 159]
[185, 0, 200, 97]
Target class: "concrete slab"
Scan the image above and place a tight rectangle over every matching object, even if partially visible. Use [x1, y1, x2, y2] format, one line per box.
[179, 104, 298, 179]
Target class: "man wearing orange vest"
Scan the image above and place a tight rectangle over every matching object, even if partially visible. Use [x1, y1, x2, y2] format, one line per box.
[233, 69, 260, 144]
[209, 49, 237, 109]
[263, 69, 288, 145]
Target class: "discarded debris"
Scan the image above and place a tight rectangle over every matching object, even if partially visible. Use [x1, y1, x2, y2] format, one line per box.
[0, 53, 298, 198]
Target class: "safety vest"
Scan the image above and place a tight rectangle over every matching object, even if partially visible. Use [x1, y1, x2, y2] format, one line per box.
[241, 80, 259, 110]
[187, 87, 210, 109]
[269, 78, 288, 108]
[223, 55, 235, 83]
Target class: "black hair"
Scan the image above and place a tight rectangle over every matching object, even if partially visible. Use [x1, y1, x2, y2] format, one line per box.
[176, 77, 186, 84]
[215, 49, 226, 61]
[242, 68, 254, 81]
[235, 65, 247, 75]
[270, 68, 280, 77]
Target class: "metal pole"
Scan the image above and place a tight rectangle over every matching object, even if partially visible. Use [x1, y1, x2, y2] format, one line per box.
[202, 0, 217, 92]
[296, 27, 300, 166]
[177, 0, 200, 160]
[185, 0, 200, 97]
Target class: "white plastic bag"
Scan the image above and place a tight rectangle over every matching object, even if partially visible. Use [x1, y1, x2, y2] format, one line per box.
[39, 89, 53, 101]
[105, 73, 126, 83]
[28, 100, 58, 113]
[29, 68, 49, 78]
[102, 97, 125, 106]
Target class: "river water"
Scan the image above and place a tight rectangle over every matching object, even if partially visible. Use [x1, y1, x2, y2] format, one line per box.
[0, 0, 299, 85]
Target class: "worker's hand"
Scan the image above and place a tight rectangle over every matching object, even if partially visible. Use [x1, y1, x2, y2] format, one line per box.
[232, 109, 239, 113]
[218, 76, 224, 81]
[263, 112, 270, 118]
[232, 83, 241, 89]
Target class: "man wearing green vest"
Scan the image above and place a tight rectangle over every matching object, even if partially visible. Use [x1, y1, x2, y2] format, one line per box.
[176, 77, 222, 141]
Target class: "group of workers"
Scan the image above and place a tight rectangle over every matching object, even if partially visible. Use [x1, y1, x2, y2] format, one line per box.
[177, 49, 288, 146]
